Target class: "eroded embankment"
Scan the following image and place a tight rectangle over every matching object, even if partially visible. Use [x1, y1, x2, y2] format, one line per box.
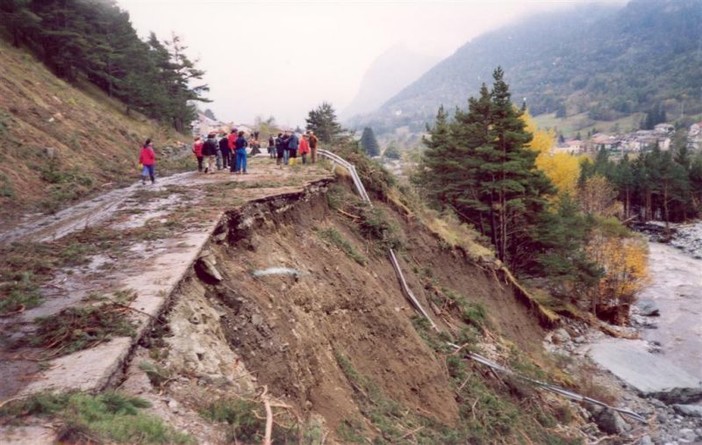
[138, 177, 556, 442]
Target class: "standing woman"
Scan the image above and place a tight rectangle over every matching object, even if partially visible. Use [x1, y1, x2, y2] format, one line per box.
[192, 136, 204, 172]
[139, 139, 156, 184]
[234, 130, 249, 174]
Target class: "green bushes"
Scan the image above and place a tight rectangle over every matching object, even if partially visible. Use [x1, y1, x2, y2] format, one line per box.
[316, 227, 367, 265]
[0, 392, 193, 444]
[356, 206, 402, 251]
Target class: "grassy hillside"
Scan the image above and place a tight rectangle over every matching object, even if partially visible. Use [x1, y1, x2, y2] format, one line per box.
[0, 40, 189, 224]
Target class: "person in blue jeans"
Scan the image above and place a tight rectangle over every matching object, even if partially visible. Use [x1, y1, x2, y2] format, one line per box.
[233, 131, 248, 174]
[287, 131, 299, 165]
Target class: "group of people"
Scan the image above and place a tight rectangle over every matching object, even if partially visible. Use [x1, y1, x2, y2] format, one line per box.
[192, 129, 251, 174]
[192, 129, 319, 174]
[137, 128, 321, 185]
[268, 130, 318, 166]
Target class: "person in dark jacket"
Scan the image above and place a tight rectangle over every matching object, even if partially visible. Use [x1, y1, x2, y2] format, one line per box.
[268, 136, 275, 158]
[202, 132, 218, 174]
[275, 133, 285, 166]
[233, 131, 248, 174]
[287, 131, 299, 165]
[218, 133, 230, 169]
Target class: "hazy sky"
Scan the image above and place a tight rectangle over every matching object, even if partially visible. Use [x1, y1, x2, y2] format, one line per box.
[116, 0, 624, 128]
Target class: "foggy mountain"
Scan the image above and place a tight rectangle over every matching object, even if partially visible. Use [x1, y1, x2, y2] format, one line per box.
[355, 0, 702, 135]
[341, 44, 439, 121]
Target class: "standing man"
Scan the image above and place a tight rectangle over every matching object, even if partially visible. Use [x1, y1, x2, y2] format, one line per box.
[202, 132, 218, 174]
[219, 133, 230, 170]
[268, 135, 275, 159]
[287, 131, 299, 166]
[308, 130, 318, 163]
[275, 133, 285, 166]
[227, 129, 238, 172]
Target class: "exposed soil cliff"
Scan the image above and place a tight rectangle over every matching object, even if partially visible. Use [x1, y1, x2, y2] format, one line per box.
[123, 175, 583, 444]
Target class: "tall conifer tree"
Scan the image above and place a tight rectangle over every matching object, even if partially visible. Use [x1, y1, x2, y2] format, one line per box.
[419, 68, 554, 270]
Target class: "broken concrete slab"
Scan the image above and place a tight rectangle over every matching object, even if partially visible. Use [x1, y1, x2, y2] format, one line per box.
[589, 339, 702, 404]
[21, 337, 132, 394]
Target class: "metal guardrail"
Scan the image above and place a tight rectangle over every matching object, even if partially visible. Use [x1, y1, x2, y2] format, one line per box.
[318, 149, 437, 330]
[450, 346, 648, 424]
[389, 248, 438, 331]
[318, 149, 372, 205]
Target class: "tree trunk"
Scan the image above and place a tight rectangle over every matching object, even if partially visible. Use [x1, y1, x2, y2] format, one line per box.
[663, 183, 670, 237]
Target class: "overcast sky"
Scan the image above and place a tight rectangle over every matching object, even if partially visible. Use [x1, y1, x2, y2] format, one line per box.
[116, 0, 624, 128]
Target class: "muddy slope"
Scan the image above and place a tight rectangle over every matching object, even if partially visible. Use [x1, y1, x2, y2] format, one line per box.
[170, 178, 546, 435]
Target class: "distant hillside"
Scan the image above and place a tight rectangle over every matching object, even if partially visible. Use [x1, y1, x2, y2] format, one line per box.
[0, 40, 187, 224]
[359, 0, 702, 135]
[342, 44, 439, 120]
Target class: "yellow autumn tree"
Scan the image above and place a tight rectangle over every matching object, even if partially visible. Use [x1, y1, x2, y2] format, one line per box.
[585, 218, 649, 323]
[523, 113, 582, 197]
[578, 174, 623, 217]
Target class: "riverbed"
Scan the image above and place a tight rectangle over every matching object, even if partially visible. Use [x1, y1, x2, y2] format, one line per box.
[638, 241, 702, 381]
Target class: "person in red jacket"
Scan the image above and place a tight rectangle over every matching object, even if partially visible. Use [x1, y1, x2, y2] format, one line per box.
[299, 133, 311, 164]
[227, 129, 237, 171]
[139, 139, 156, 184]
[192, 136, 204, 172]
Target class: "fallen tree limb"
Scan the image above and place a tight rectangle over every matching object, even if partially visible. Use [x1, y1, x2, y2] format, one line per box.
[261, 385, 273, 445]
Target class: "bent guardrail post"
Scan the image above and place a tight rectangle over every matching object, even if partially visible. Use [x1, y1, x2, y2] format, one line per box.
[319, 149, 438, 330]
[389, 248, 439, 331]
[319, 149, 372, 207]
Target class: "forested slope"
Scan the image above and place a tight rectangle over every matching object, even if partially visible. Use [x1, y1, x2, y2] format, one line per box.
[0, 39, 187, 224]
[0, 0, 208, 132]
[361, 0, 702, 134]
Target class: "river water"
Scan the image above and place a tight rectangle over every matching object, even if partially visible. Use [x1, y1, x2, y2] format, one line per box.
[638, 240, 702, 381]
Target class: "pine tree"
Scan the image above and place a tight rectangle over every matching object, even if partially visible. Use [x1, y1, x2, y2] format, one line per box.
[484, 67, 554, 266]
[360, 127, 380, 157]
[419, 68, 555, 270]
[305, 102, 343, 144]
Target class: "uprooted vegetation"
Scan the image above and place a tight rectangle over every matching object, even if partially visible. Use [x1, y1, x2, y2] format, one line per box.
[11, 300, 137, 359]
[125, 160, 599, 444]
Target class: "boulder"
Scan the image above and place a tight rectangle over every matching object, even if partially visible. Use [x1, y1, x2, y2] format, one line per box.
[637, 299, 660, 317]
[673, 404, 702, 418]
[551, 328, 571, 345]
[194, 252, 223, 283]
[594, 408, 630, 435]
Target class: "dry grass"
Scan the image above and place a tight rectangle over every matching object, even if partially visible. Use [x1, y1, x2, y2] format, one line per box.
[0, 39, 188, 221]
